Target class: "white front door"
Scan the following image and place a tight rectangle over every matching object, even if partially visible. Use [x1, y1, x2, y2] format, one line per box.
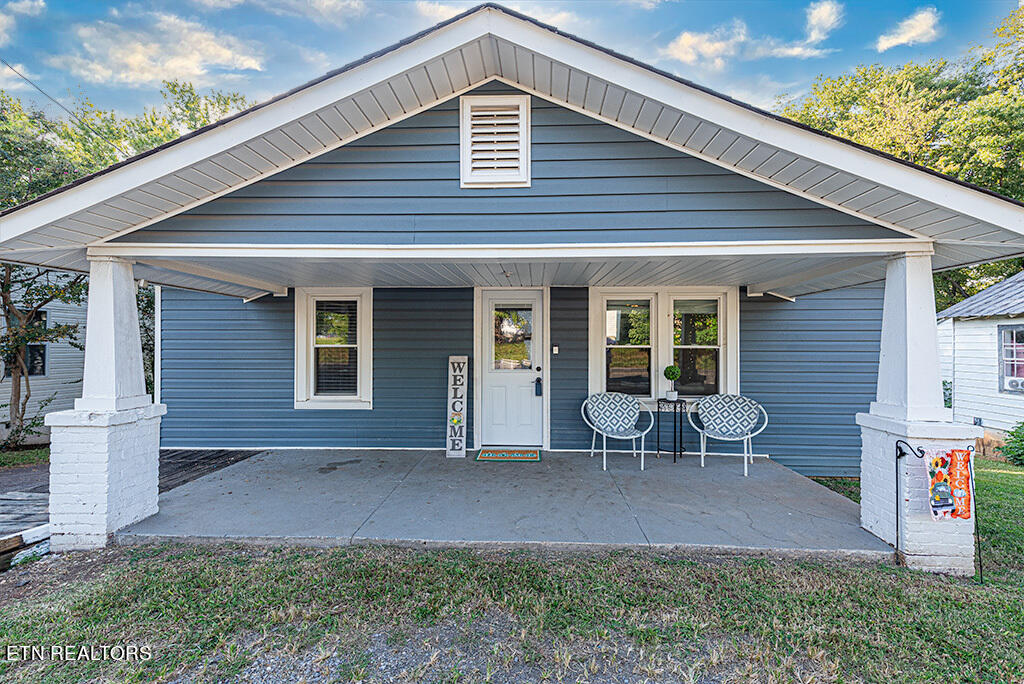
[481, 290, 543, 446]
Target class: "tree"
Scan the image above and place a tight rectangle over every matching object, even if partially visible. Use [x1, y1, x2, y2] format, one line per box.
[0, 81, 249, 445]
[777, 6, 1024, 311]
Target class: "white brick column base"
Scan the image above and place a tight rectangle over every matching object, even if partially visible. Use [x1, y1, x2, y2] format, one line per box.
[857, 412, 981, 575]
[45, 404, 167, 551]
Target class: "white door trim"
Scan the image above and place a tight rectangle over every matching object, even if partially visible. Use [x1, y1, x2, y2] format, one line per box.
[473, 287, 550, 450]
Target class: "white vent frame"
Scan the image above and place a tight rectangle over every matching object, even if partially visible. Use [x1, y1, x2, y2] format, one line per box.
[459, 94, 531, 188]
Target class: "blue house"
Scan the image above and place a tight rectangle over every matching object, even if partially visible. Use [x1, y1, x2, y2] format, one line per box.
[0, 5, 1012, 573]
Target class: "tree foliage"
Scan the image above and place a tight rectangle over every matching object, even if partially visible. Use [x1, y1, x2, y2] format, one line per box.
[777, 7, 1024, 311]
[0, 81, 248, 444]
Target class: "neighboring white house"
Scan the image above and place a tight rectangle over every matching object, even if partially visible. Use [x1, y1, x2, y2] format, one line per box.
[0, 300, 86, 443]
[938, 270, 1024, 434]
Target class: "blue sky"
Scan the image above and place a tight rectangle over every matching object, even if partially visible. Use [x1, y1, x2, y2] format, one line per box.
[0, 0, 1019, 119]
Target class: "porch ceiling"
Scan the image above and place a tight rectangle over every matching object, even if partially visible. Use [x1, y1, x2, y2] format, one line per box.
[3, 4, 1024, 299]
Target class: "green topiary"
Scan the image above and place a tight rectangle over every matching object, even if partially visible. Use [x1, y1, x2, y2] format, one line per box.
[663, 365, 681, 382]
[997, 421, 1024, 466]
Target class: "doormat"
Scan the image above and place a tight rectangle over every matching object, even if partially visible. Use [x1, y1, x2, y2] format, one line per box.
[475, 448, 541, 462]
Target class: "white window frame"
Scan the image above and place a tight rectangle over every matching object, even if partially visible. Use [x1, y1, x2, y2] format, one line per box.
[459, 94, 531, 188]
[588, 287, 739, 405]
[294, 287, 373, 410]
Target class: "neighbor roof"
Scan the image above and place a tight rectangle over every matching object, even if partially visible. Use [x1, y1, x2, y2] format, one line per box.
[938, 270, 1024, 319]
[2, 3, 1024, 298]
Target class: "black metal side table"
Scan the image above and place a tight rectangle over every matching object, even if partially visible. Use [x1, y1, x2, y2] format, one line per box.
[656, 398, 691, 463]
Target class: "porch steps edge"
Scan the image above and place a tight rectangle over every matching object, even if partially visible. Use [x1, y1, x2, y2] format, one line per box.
[114, 531, 893, 562]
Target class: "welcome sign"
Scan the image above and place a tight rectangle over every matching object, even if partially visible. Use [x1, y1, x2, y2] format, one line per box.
[446, 355, 468, 458]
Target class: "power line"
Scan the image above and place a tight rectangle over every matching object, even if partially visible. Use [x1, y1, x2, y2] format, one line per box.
[0, 57, 130, 157]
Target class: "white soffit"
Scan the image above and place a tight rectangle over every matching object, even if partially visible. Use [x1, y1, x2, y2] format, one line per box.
[2, 4, 1024, 298]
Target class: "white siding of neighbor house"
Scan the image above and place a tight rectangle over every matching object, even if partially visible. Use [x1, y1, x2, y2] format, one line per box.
[0, 301, 86, 437]
[938, 318, 953, 384]
[949, 316, 1024, 432]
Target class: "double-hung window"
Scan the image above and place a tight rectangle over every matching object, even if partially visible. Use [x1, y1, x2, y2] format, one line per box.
[999, 324, 1024, 393]
[604, 299, 653, 397]
[294, 288, 372, 409]
[590, 288, 737, 401]
[672, 300, 719, 396]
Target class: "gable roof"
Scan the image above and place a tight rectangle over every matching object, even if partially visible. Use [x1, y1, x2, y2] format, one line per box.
[938, 270, 1024, 319]
[3, 3, 1024, 298]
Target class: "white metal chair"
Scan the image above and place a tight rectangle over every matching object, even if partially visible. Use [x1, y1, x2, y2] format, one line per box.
[581, 392, 655, 471]
[687, 394, 768, 476]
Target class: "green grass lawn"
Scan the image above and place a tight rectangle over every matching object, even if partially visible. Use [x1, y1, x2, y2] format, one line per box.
[0, 458, 1022, 682]
[0, 447, 48, 469]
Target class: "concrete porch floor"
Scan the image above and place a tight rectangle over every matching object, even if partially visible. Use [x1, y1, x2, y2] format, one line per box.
[118, 450, 892, 558]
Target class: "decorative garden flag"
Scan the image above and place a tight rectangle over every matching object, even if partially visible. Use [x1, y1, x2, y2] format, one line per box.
[446, 355, 468, 458]
[925, 448, 973, 521]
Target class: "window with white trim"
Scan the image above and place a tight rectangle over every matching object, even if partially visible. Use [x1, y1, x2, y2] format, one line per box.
[999, 324, 1024, 393]
[460, 94, 531, 188]
[294, 288, 372, 409]
[672, 300, 719, 396]
[590, 288, 738, 402]
[604, 299, 652, 396]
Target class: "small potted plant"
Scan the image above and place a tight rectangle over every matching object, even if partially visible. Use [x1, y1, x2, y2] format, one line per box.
[663, 365, 681, 401]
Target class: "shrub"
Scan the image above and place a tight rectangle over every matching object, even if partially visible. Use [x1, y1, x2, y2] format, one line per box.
[663, 365, 681, 382]
[997, 421, 1024, 466]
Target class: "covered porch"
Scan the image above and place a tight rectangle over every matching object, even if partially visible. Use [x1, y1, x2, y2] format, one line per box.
[118, 448, 891, 558]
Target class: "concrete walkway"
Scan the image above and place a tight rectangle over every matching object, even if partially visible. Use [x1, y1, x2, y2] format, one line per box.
[119, 450, 892, 559]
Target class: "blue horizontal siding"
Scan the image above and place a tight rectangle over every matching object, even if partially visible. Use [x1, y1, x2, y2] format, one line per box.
[160, 287, 474, 448]
[122, 83, 900, 246]
[549, 287, 591, 449]
[162, 283, 881, 475]
[739, 283, 883, 476]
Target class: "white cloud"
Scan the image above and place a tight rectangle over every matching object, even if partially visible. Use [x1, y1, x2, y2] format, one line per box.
[193, 0, 365, 24]
[6, 0, 43, 15]
[0, 61, 32, 91]
[48, 12, 263, 87]
[621, 0, 671, 8]
[0, 0, 44, 46]
[876, 7, 941, 52]
[663, 19, 747, 71]
[415, 0, 461, 22]
[0, 13, 13, 46]
[663, 1, 842, 70]
[414, 1, 580, 28]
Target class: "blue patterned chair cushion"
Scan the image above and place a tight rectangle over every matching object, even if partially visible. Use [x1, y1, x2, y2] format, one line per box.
[586, 393, 641, 434]
[697, 394, 762, 440]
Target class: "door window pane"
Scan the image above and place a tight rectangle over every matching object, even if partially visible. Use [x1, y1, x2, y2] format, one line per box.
[315, 347, 357, 395]
[494, 307, 533, 370]
[673, 300, 718, 346]
[605, 300, 650, 345]
[674, 348, 718, 395]
[606, 347, 651, 395]
[315, 301, 357, 345]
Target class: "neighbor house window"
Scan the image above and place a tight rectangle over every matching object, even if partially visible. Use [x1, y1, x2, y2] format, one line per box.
[460, 94, 531, 188]
[4, 311, 46, 378]
[604, 300, 652, 397]
[673, 300, 719, 396]
[999, 325, 1024, 393]
[590, 288, 737, 401]
[294, 288, 372, 409]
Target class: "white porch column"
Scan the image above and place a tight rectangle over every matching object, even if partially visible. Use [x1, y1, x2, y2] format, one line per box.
[45, 257, 167, 551]
[856, 252, 981, 575]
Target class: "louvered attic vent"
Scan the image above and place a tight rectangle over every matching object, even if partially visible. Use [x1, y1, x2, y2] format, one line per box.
[460, 95, 531, 187]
